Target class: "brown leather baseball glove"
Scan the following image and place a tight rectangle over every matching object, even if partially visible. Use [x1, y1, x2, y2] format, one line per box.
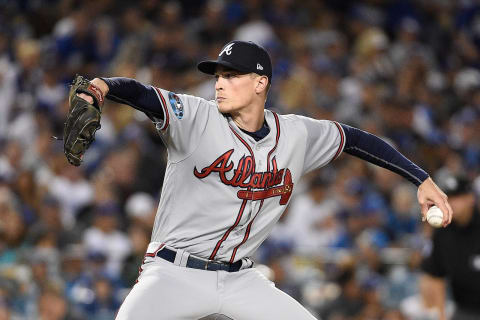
[63, 75, 104, 166]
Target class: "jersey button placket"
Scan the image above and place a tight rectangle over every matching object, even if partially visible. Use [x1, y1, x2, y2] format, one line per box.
[255, 144, 262, 167]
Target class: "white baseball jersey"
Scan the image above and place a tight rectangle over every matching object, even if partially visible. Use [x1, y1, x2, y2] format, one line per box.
[150, 88, 345, 263]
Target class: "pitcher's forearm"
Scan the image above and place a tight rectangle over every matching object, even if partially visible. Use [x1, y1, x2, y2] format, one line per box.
[99, 77, 165, 119]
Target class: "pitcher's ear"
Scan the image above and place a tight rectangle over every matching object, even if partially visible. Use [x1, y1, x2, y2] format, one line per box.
[255, 75, 268, 94]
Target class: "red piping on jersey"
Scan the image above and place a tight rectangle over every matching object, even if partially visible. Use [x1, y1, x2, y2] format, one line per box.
[267, 113, 281, 172]
[229, 200, 264, 263]
[209, 199, 248, 260]
[153, 87, 169, 131]
[331, 121, 344, 162]
[209, 126, 256, 260]
[229, 127, 256, 168]
[229, 112, 281, 263]
[144, 243, 165, 257]
[136, 243, 165, 284]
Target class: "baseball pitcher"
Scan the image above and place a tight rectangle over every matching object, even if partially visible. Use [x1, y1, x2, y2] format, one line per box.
[66, 40, 453, 319]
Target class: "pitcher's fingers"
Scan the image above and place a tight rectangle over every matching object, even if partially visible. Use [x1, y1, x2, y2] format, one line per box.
[420, 203, 428, 222]
[77, 93, 94, 104]
[444, 200, 453, 225]
[437, 200, 451, 227]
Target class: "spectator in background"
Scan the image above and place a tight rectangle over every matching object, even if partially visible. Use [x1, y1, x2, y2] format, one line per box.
[12, 169, 42, 224]
[421, 175, 480, 320]
[319, 267, 365, 319]
[91, 17, 120, 73]
[0, 28, 17, 141]
[190, 0, 230, 47]
[62, 245, 86, 304]
[27, 195, 79, 250]
[285, 175, 344, 255]
[83, 203, 131, 278]
[124, 192, 156, 230]
[0, 140, 24, 184]
[0, 186, 25, 265]
[37, 287, 71, 320]
[49, 164, 94, 229]
[0, 279, 17, 320]
[0, 303, 10, 320]
[83, 275, 122, 320]
[62, 246, 118, 319]
[121, 224, 150, 287]
[386, 183, 419, 242]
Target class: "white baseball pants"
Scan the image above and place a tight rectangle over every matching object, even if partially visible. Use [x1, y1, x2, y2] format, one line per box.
[115, 255, 317, 319]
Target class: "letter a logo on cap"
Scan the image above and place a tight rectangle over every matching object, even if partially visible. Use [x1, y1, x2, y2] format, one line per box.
[219, 43, 234, 56]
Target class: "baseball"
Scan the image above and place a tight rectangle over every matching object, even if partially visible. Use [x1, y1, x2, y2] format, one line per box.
[426, 206, 444, 228]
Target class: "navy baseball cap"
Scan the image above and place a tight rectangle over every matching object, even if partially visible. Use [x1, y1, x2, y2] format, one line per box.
[197, 40, 272, 82]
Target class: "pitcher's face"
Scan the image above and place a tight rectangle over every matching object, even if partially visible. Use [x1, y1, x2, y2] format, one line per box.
[214, 67, 257, 114]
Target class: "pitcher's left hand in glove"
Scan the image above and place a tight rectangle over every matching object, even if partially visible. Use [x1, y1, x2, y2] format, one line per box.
[63, 75, 105, 166]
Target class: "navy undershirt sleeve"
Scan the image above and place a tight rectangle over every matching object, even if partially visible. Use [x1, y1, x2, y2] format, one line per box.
[340, 123, 429, 186]
[100, 77, 164, 120]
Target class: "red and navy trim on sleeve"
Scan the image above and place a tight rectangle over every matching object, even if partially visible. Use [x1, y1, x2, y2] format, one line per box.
[153, 87, 170, 131]
[330, 121, 345, 163]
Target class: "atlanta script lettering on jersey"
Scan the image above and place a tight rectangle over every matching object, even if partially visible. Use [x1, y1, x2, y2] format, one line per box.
[193, 149, 293, 205]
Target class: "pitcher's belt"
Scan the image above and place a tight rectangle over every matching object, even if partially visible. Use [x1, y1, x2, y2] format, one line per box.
[149, 245, 245, 272]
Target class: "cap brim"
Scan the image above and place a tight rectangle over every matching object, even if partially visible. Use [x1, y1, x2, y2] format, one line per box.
[197, 60, 251, 75]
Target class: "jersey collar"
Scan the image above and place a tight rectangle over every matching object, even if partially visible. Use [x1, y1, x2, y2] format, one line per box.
[227, 110, 279, 146]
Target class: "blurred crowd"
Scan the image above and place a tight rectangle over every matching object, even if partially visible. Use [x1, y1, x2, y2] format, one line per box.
[0, 0, 480, 319]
